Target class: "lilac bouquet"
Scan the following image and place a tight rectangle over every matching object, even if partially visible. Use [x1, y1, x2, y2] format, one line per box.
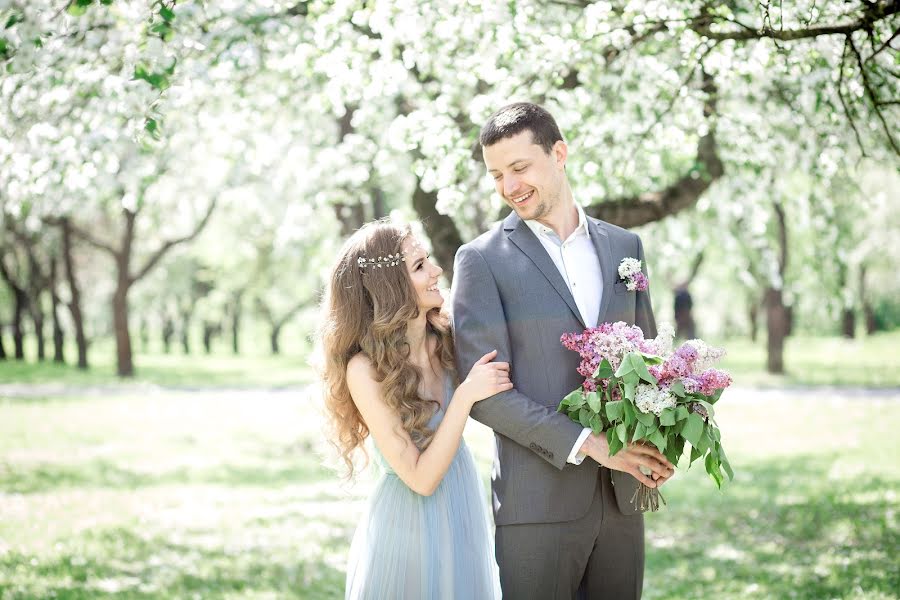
[557, 322, 734, 511]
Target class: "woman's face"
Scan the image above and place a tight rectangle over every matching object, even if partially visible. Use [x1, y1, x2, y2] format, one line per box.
[401, 235, 444, 311]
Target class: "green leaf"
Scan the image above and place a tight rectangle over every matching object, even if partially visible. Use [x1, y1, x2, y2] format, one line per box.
[640, 352, 665, 365]
[558, 389, 582, 411]
[709, 388, 724, 404]
[593, 359, 614, 379]
[705, 452, 723, 489]
[689, 444, 703, 466]
[682, 413, 704, 446]
[669, 380, 686, 398]
[589, 413, 602, 435]
[159, 5, 176, 21]
[675, 405, 690, 421]
[578, 407, 591, 428]
[629, 353, 658, 385]
[586, 391, 601, 413]
[614, 358, 634, 378]
[608, 429, 624, 456]
[693, 427, 711, 453]
[719, 446, 734, 480]
[144, 118, 161, 140]
[615, 422, 627, 443]
[5, 14, 24, 29]
[659, 408, 676, 426]
[633, 421, 646, 441]
[635, 410, 655, 426]
[648, 429, 666, 452]
[622, 400, 636, 427]
[623, 381, 635, 401]
[67, 4, 89, 16]
[605, 400, 624, 421]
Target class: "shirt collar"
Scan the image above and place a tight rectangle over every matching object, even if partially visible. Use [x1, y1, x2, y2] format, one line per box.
[524, 203, 591, 242]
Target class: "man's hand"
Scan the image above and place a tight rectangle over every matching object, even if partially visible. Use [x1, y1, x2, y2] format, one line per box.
[580, 433, 675, 488]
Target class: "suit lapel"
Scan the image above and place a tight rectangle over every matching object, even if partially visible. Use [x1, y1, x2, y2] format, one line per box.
[588, 218, 614, 325]
[504, 212, 585, 328]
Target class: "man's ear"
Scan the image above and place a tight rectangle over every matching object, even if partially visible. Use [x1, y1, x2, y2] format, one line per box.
[553, 140, 568, 169]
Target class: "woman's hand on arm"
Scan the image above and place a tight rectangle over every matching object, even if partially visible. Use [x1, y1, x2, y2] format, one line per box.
[346, 351, 510, 496]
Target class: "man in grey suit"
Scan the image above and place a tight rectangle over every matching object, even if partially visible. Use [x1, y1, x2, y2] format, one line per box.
[451, 103, 675, 599]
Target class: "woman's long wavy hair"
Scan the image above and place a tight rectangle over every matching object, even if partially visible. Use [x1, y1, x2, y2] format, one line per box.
[316, 220, 455, 478]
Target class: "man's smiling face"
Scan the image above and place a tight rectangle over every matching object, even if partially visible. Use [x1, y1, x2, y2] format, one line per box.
[483, 129, 567, 223]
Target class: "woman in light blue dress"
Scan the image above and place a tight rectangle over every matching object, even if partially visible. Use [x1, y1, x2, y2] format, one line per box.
[318, 220, 506, 599]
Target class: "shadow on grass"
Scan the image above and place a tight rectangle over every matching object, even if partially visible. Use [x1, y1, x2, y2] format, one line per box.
[644, 454, 900, 599]
[0, 526, 345, 599]
[0, 456, 333, 494]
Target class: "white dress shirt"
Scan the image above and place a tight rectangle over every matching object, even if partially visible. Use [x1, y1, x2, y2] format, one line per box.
[524, 204, 602, 465]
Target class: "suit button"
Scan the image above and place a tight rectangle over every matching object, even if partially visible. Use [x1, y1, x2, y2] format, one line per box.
[548, 452, 554, 459]
[529, 443, 537, 450]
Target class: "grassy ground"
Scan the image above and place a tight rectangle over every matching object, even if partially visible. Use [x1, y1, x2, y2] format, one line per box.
[0, 340, 312, 388]
[1, 385, 898, 599]
[2, 331, 897, 389]
[715, 330, 900, 388]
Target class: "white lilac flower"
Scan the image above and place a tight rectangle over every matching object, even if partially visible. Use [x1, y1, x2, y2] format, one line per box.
[618, 257, 642, 278]
[683, 339, 726, 372]
[634, 384, 676, 416]
[653, 323, 675, 357]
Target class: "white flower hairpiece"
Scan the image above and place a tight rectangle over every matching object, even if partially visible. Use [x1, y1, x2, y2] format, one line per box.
[357, 253, 405, 270]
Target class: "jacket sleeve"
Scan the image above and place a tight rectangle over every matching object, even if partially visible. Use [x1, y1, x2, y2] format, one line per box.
[450, 244, 584, 470]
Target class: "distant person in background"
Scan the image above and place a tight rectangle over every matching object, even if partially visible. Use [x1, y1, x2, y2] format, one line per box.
[674, 286, 696, 339]
[317, 220, 504, 599]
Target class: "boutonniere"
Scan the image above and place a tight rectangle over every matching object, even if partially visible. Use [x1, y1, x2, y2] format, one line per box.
[617, 257, 649, 291]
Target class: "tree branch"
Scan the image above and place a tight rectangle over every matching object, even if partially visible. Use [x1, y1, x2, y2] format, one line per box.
[848, 32, 900, 156]
[130, 198, 218, 285]
[65, 219, 119, 257]
[837, 36, 868, 157]
[585, 71, 724, 228]
[690, 1, 899, 41]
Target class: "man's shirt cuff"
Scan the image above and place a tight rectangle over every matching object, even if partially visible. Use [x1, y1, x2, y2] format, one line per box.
[567, 427, 593, 465]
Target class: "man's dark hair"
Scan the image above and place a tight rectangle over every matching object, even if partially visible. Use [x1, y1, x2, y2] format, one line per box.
[479, 102, 564, 154]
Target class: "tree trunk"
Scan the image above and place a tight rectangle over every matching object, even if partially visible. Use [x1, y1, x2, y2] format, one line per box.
[748, 299, 759, 343]
[202, 321, 220, 355]
[112, 286, 134, 377]
[49, 255, 65, 363]
[841, 309, 855, 338]
[230, 290, 243, 355]
[765, 286, 787, 374]
[859, 264, 877, 335]
[60, 218, 88, 369]
[162, 315, 174, 353]
[0, 324, 6, 360]
[0, 259, 28, 360]
[180, 311, 191, 354]
[30, 302, 46, 361]
[765, 200, 789, 375]
[139, 317, 150, 352]
[270, 324, 281, 355]
[412, 181, 464, 282]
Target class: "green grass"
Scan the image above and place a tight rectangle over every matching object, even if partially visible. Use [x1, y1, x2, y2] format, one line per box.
[715, 330, 900, 388]
[3, 331, 898, 389]
[1, 387, 898, 599]
[0, 340, 313, 388]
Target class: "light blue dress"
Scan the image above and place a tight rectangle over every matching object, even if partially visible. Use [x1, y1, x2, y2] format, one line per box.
[345, 374, 501, 599]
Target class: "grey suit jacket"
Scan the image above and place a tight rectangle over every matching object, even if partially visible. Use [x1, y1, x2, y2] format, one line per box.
[450, 211, 657, 525]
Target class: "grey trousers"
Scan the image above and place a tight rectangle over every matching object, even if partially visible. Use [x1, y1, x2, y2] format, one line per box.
[495, 467, 645, 600]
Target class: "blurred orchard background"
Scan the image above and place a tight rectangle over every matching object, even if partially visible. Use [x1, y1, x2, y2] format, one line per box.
[1, 1, 898, 598]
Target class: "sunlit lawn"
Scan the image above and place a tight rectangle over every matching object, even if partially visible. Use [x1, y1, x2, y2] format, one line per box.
[2, 331, 898, 389]
[1, 385, 898, 599]
[0, 337, 313, 388]
[717, 330, 900, 388]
